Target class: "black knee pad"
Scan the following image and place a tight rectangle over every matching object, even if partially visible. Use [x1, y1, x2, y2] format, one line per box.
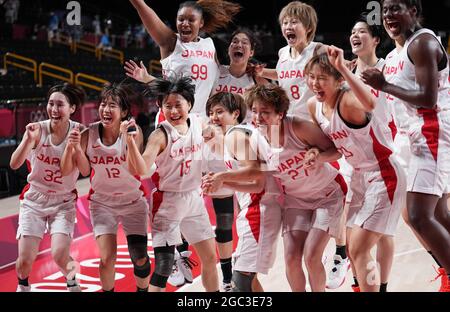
[215, 229, 233, 243]
[231, 271, 255, 292]
[150, 245, 175, 288]
[213, 197, 234, 243]
[133, 256, 151, 278]
[126, 235, 148, 262]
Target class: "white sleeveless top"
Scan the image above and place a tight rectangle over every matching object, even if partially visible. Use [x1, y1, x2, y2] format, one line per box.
[263, 116, 339, 198]
[224, 123, 281, 200]
[154, 114, 204, 192]
[384, 28, 450, 123]
[86, 122, 145, 203]
[25, 120, 80, 195]
[161, 35, 219, 116]
[276, 42, 318, 119]
[212, 65, 255, 96]
[314, 90, 396, 171]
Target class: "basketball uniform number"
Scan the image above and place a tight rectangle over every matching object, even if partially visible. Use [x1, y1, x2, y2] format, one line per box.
[191, 64, 208, 80]
[105, 168, 120, 179]
[180, 160, 192, 177]
[43, 169, 63, 184]
[290, 85, 301, 100]
[288, 167, 309, 180]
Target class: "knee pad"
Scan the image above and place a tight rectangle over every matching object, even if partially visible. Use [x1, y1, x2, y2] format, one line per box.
[150, 246, 175, 288]
[126, 235, 148, 262]
[213, 197, 234, 243]
[215, 228, 233, 243]
[133, 256, 151, 278]
[231, 271, 255, 292]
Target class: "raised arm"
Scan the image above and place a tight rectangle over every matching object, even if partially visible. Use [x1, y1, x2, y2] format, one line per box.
[126, 126, 166, 176]
[129, 0, 177, 58]
[328, 46, 376, 112]
[361, 34, 443, 109]
[10, 123, 41, 170]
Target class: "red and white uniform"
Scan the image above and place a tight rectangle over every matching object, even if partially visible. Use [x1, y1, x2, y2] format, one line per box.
[86, 122, 149, 237]
[223, 124, 282, 274]
[161, 35, 219, 116]
[17, 120, 80, 239]
[202, 144, 234, 197]
[385, 28, 450, 196]
[151, 114, 215, 247]
[384, 50, 412, 169]
[260, 116, 346, 238]
[212, 65, 255, 96]
[315, 91, 406, 235]
[276, 42, 319, 120]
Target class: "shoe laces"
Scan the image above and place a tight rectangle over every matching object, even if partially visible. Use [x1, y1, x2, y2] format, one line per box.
[171, 262, 179, 274]
[181, 256, 198, 270]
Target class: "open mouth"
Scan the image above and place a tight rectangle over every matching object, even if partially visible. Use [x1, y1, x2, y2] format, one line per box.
[170, 116, 182, 122]
[351, 39, 362, 49]
[51, 116, 62, 121]
[180, 29, 192, 37]
[102, 116, 113, 124]
[314, 90, 325, 98]
[385, 21, 400, 33]
[286, 33, 297, 44]
[233, 51, 244, 58]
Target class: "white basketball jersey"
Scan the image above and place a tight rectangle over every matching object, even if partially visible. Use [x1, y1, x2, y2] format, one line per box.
[86, 122, 144, 202]
[354, 59, 397, 140]
[263, 116, 339, 198]
[212, 65, 255, 96]
[25, 120, 80, 195]
[161, 35, 219, 116]
[384, 49, 411, 131]
[315, 91, 397, 171]
[385, 29, 450, 122]
[155, 114, 204, 192]
[223, 124, 280, 208]
[276, 42, 318, 119]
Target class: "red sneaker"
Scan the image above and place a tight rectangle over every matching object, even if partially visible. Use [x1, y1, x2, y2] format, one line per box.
[431, 267, 448, 292]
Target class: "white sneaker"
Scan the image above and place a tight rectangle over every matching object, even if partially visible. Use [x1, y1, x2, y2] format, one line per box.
[222, 282, 233, 292]
[326, 255, 350, 289]
[167, 250, 185, 287]
[16, 285, 31, 292]
[178, 250, 197, 284]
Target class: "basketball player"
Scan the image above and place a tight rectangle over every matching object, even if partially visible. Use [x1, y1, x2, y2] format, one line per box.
[10, 83, 85, 292]
[361, 0, 450, 292]
[60, 84, 151, 292]
[123, 76, 219, 292]
[240, 84, 347, 292]
[254, 1, 325, 119]
[129, 0, 240, 117]
[202, 92, 282, 292]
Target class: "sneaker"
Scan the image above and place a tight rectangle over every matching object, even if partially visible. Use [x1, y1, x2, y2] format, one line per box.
[67, 285, 82, 292]
[178, 250, 198, 284]
[351, 284, 361, 292]
[431, 266, 448, 292]
[16, 285, 31, 292]
[326, 255, 350, 289]
[167, 250, 186, 287]
[222, 282, 233, 292]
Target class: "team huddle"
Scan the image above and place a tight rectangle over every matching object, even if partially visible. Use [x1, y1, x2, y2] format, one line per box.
[10, 0, 450, 292]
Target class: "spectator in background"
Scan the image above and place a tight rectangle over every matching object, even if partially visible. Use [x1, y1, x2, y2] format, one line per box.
[48, 11, 59, 47]
[97, 32, 112, 51]
[5, 0, 19, 24]
[134, 24, 147, 49]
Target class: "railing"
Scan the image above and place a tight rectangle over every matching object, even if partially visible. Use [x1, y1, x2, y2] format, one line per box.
[38, 63, 74, 86]
[73, 39, 98, 57]
[97, 47, 124, 64]
[50, 34, 74, 52]
[75, 73, 109, 91]
[3, 53, 38, 82]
